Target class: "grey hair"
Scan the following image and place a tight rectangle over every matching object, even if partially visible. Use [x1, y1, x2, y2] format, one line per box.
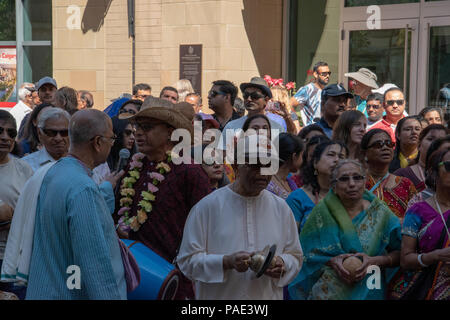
[37, 107, 71, 129]
[18, 87, 33, 101]
[330, 159, 366, 189]
[69, 110, 110, 146]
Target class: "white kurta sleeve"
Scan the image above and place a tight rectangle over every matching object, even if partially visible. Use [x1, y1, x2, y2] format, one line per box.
[176, 204, 226, 284]
[273, 205, 303, 287]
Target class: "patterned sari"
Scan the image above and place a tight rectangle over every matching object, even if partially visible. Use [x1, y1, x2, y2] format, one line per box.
[399, 201, 450, 300]
[366, 174, 417, 221]
[289, 190, 401, 300]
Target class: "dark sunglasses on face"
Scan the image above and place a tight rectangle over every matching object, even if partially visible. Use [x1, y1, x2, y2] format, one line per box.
[386, 99, 405, 106]
[368, 140, 395, 149]
[134, 121, 165, 132]
[243, 91, 265, 101]
[208, 90, 226, 98]
[367, 104, 382, 110]
[40, 128, 69, 137]
[0, 126, 17, 139]
[318, 72, 331, 77]
[336, 175, 365, 183]
[439, 161, 450, 172]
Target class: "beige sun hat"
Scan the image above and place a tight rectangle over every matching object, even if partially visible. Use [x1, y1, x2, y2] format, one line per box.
[344, 68, 379, 89]
[119, 96, 195, 137]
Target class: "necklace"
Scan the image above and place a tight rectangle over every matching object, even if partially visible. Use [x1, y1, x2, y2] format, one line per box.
[434, 196, 450, 240]
[117, 151, 173, 232]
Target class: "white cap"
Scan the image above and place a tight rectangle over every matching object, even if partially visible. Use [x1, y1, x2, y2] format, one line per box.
[372, 83, 399, 95]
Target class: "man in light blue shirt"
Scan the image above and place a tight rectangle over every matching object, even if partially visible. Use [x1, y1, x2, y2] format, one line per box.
[26, 109, 126, 300]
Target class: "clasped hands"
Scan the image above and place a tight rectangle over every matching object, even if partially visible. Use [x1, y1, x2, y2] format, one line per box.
[328, 253, 374, 285]
[223, 251, 285, 279]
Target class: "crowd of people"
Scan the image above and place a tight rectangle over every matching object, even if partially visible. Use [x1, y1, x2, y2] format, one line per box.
[0, 60, 449, 300]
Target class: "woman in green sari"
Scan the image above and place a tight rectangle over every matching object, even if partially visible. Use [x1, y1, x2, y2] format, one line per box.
[289, 159, 402, 300]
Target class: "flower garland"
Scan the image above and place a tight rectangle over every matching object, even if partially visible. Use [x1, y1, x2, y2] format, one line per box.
[117, 151, 173, 232]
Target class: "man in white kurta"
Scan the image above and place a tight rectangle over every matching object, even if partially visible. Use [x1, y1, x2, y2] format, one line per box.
[177, 141, 303, 300]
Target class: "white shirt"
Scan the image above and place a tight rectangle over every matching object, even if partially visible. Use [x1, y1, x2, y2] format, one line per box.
[0, 156, 33, 259]
[217, 115, 286, 152]
[22, 148, 55, 172]
[8, 101, 32, 129]
[176, 186, 303, 300]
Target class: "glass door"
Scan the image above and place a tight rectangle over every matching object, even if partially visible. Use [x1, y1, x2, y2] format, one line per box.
[341, 19, 419, 114]
[418, 17, 450, 119]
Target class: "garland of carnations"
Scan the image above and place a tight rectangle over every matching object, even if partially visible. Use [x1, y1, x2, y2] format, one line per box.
[117, 151, 173, 232]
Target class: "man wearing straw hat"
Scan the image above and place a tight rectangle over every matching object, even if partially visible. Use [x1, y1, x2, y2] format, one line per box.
[115, 97, 211, 299]
[177, 135, 303, 299]
[345, 68, 379, 117]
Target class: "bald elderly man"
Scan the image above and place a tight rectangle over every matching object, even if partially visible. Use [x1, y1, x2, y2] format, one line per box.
[25, 109, 126, 300]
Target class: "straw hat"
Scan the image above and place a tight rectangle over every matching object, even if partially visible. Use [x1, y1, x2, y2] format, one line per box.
[344, 68, 379, 89]
[119, 97, 194, 137]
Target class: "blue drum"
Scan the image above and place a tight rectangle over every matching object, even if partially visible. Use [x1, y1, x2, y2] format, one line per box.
[121, 239, 180, 300]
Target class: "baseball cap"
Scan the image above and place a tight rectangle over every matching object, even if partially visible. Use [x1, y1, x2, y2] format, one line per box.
[196, 113, 220, 129]
[36, 77, 57, 91]
[321, 83, 354, 100]
[372, 83, 399, 95]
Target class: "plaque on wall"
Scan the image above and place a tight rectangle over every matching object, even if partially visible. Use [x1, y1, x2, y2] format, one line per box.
[179, 44, 202, 94]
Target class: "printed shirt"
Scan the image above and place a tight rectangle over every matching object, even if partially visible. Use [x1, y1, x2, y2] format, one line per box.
[293, 83, 322, 126]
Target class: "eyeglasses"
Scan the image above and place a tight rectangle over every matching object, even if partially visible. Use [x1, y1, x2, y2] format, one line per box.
[439, 161, 450, 172]
[134, 121, 167, 132]
[208, 90, 226, 98]
[336, 175, 365, 183]
[124, 129, 135, 136]
[318, 72, 331, 77]
[367, 104, 382, 110]
[91, 134, 117, 145]
[243, 91, 266, 101]
[386, 99, 405, 106]
[0, 126, 17, 139]
[119, 108, 137, 115]
[40, 128, 69, 137]
[368, 140, 395, 149]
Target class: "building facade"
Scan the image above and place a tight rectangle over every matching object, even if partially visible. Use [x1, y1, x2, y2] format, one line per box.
[1, 0, 449, 116]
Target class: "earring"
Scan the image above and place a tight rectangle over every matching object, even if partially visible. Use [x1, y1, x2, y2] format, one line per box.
[314, 169, 318, 176]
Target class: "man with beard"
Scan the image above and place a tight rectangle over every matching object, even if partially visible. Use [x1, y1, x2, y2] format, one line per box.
[208, 80, 240, 131]
[291, 62, 331, 126]
[316, 84, 354, 138]
[177, 136, 303, 299]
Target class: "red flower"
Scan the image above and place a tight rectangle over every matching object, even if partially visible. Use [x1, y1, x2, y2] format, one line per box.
[264, 75, 274, 86]
[272, 78, 284, 87]
[286, 82, 295, 90]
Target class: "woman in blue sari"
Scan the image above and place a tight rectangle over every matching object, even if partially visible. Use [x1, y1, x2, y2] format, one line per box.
[289, 159, 402, 300]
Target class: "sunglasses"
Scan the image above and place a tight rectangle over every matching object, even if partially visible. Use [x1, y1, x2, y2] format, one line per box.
[368, 140, 395, 149]
[0, 126, 17, 139]
[40, 128, 69, 137]
[439, 161, 450, 172]
[386, 99, 405, 106]
[208, 90, 226, 98]
[318, 72, 331, 77]
[243, 91, 266, 101]
[134, 121, 166, 132]
[367, 104, 382, 110]
[336, 175, 365, 183]
[124, 129, 135, 136]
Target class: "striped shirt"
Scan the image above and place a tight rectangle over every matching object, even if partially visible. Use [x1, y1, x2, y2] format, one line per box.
[293, 83, 322, 126]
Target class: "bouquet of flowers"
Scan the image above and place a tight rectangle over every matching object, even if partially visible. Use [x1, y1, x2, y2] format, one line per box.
[264, 75, 296, 98]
